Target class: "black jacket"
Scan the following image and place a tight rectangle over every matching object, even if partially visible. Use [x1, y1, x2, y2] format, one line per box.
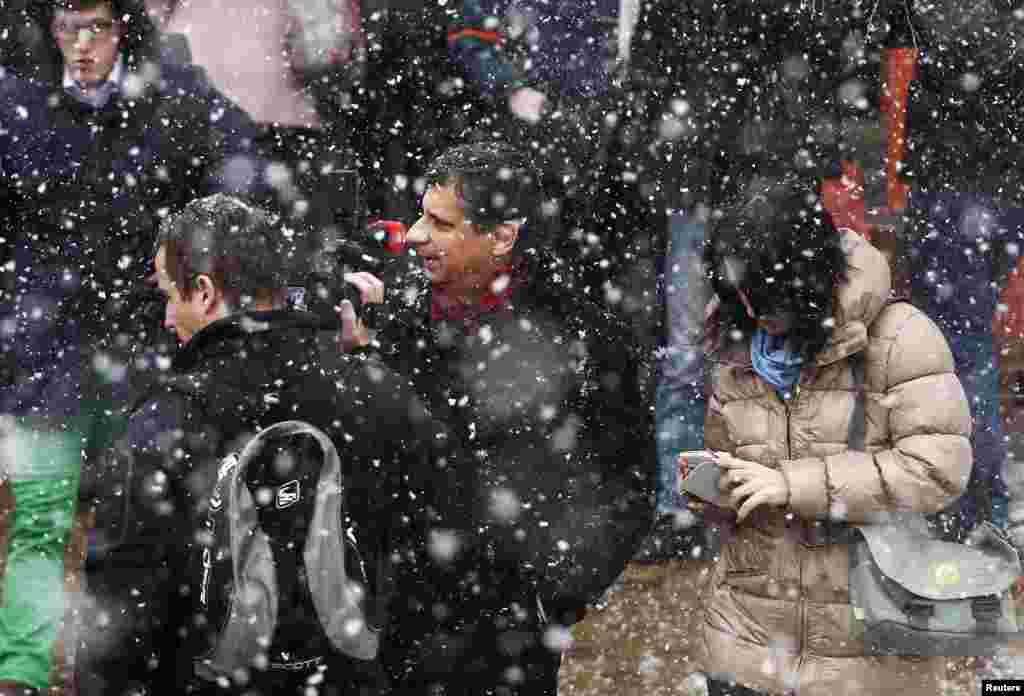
[376, 253, 656, 691]
[77, 310, 467, 696]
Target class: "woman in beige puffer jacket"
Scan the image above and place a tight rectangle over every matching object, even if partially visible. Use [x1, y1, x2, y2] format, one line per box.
[696, 182, 972, 696]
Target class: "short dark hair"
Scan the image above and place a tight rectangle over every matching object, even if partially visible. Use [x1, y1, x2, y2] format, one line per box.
[156, 194, 289, 309]
[424, 141, 541, 230]
[703, 176, 850, 360]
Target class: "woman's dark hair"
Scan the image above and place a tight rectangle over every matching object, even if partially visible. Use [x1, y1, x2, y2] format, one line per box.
[703, 177, 849, 361]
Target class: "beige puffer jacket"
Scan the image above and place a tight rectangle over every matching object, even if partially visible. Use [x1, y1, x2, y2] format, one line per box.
[701, 230, 973, 696]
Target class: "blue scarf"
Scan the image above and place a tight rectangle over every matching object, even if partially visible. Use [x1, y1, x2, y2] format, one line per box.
[751, 329, 804, 396]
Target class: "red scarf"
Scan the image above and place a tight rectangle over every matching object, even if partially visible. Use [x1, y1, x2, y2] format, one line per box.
[431, 263, 523, 327]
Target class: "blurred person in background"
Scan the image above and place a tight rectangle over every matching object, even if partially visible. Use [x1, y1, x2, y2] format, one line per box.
[152, 0, 501, 276]
[625, 0, 716, 559]
[898, 1, 1024, 542]
[0, 0, 265, 692]
[156, 0, 347, 267]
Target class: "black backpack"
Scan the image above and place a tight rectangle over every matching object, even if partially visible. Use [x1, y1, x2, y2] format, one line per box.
[155, 373, 382, 686]
[190, 419, 380, 684]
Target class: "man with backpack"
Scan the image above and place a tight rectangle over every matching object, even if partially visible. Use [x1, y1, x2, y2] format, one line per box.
[76, 194, 469, 696]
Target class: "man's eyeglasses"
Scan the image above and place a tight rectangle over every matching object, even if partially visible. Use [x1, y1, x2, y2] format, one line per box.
[53, 19, 118, 41]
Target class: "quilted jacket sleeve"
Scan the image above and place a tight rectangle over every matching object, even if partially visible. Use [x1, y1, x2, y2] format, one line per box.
[782, 304, 973, 522]
[1009, 465, 1024, 552]
[704, 390, 734, 455]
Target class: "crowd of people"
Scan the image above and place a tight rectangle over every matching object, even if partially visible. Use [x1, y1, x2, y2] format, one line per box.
[2, 0, 1024, 695]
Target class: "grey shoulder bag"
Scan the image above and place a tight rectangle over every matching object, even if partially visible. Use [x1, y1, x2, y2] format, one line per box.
[847, 352, 1021, 657]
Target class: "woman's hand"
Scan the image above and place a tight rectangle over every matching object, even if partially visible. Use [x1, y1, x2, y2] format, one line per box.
[717, 453, 790, 522]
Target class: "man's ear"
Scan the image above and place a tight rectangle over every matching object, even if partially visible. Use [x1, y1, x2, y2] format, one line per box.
[194, 274, 221, 313]
[491, 222, 520, 257]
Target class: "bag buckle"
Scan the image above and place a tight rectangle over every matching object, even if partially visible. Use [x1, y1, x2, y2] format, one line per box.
[972, 595, 1002, 624]
[802, 519, 853, 546]
[903, 600, 935, 624]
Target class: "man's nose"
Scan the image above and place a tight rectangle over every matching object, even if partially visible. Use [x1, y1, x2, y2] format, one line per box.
[405, 221, 430, 246]
[74, 28, 96, 47]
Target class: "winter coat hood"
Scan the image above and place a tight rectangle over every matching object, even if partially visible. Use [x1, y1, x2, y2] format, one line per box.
[709, 229, 893, 369]
[812, 229, 892, 367]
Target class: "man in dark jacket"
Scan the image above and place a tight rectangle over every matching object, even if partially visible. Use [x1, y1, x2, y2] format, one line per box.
[0, 1, 265, 691]
[376, 141, 656, 696]
[76, 194, 467, 696]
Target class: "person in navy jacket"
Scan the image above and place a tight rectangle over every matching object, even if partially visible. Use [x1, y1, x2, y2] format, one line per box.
[0, 2, 265, 692]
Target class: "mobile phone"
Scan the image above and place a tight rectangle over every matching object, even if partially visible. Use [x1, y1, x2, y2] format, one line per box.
[677, 450, 724, 504]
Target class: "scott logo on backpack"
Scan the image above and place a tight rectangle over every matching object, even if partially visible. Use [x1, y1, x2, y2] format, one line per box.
[191, 420, 379, 685]
[276, 480, 301, 509]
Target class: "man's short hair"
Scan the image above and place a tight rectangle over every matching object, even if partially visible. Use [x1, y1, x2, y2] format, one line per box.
[424, 141, 542, 230]
[156, 194, 290, 309]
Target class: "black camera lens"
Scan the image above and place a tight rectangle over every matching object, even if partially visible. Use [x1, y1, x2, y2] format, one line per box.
[300, 272, 363, 329]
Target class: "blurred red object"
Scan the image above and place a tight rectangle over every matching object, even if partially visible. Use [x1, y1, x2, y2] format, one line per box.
[822, 161, 871, 240]
[821, 47, 917, 244]
[368, 219, 407, 255]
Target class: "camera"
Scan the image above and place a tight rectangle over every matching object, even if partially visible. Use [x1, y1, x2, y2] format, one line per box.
[297, 237, 404, 324]
[285, 169, 412, 328]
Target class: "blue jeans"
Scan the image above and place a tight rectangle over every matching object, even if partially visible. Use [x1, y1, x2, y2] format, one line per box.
[655, 212, 707, 515]
[946, 332, 1009, 530]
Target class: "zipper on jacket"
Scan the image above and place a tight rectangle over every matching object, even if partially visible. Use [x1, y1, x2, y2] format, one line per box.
[779, 382, 806, 655]
[777, 384, 798, 460]
[784, 399, 793, 460]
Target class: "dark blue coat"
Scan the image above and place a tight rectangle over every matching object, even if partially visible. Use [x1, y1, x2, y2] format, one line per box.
[0, 59, 263, 417]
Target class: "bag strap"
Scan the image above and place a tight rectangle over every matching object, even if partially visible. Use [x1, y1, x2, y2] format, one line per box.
[848, 351, 867, 453]
[847, 295, 910, 452]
